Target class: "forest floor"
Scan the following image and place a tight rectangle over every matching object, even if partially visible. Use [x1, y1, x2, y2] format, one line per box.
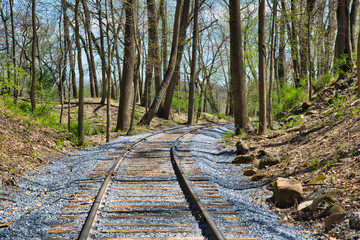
[225, 74, 360, 239]
[0, 97, 227, 187]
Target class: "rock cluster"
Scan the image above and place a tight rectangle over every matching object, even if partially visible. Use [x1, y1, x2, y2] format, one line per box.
[231, 139, 360, 234]
[273, 177, 303, 208]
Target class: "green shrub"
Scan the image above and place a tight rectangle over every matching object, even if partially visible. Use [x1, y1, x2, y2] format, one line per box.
[273, 84, 307, 118]
[172, 91, 187, 112]
[312, 73, 336, 93]
[217, 113, 225, 119]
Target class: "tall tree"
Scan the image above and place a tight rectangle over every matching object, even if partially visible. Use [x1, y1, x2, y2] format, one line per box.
[83, 1, 100, 98]
[75, 0, 85, 144]
[278, 8, 286, 88]
[229, 0, 250, 134]
[139, 0, 184, 125]
[143, 0, 162, 108]
[30, 0, 37, 111]
[105, 0, 112, 142]
[161, 0, 191, 119]
[98, 0, 107, 104]
[358, 28, 360, 95]
[258, 0, 266, 134]
[268, 0, 277, 128]
[188, 0, 199, 125]
[147, 0, 162, 93]
[159, 0, 168, 76]
[9, 0, 17, 101]
[280, 0, 301, 87]
[307, 0, 316, 100]
[116, 0, 136, 130]
[334, 0, 352, 77]
[350, 0, 359, 53]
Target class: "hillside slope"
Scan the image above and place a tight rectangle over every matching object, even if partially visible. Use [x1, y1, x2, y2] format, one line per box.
[232, 74, 360, 238]
[0, 106, 70, 186]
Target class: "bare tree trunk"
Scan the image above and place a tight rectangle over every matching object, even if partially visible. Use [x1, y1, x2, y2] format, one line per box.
[98, 0, 107, 104]
[69, 47, 77, 99]
[127, 74, 138, 136]
[161, 0, 191, 119]
[268, 0, 278, 129]
[75, 0, 85, 145]
[83, 1, 99, 97]
[307, 0, 316, 100]
[299, 1, 308, 83]
[188, 0, 199, 125]
[116, 0, 135, 130]
[159, 0, 168, 76]
[350, 0, 359, 53]
[0, 4, 10, 95]
[30, 0, 37, 112]
[147, 0, 162, 93]
[334, 0, 353, 78]
[229, 0, 250, 134]
[139, 0, 184, 125]
[278, 8, 286, 88]
[281, 0, 301, 87]
[357, 28, 360, 95]
[325, 0, 337, 74]
[62, 0, 71, 132]
[258, 0, 267, 134]
[111, 0, 122, 99]
[105, 0, 112, 142]
[9, 0, 17, 101]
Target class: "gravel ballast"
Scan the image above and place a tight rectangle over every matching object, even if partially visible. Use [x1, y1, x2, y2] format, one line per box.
[189, 126, 315, 240]
[0, 133, 150, 239]
[0, 126, 315, 239]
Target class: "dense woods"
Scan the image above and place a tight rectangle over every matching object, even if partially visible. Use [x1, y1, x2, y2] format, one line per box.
[0, 0, 359, 144]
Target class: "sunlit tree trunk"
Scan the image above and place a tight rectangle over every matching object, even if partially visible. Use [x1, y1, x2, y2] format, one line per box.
[334, 0, 352, 78]
[139, 0, 184, 125]
[258, 0, 267, 134]
[188, 0, 199, 125]
[9, 0, 17, 101]
[30, 0, 37, 111]
[350, 0, 359, 53]
[161, 0, 190, 119]
[98, 0, 107, 104]
[116, 0, 135, 130]
[75, 0, 85, 145]
[159, 0, 168, 76]
[83, 1, 99, 98]
[229, 0, 250, 134]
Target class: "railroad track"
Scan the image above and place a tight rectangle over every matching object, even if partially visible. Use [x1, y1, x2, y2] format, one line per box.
[44, 125, 260, 240]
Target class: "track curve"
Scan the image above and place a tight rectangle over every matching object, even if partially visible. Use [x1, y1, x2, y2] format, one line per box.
[44, 125, 260, 240]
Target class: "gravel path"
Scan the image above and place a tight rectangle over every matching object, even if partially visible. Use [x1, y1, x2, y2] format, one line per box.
[0, 126, 315, 239]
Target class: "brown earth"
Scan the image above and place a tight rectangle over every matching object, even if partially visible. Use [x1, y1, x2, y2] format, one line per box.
[226, 75, 360, 239]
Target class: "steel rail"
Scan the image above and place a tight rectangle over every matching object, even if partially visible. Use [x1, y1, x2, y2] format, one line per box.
[77, 127, 181, 240]
[78, 123, 230, 239]
[170, 125, 227, 240]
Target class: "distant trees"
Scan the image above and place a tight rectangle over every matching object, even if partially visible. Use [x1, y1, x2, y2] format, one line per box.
[1, 0, 360, 141]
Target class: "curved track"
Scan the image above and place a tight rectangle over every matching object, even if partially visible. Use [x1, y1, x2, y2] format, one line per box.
[44, 125, 260, 240]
